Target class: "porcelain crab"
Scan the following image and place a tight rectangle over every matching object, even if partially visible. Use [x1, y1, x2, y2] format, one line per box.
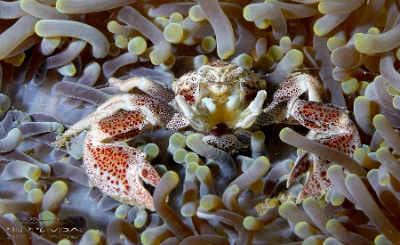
[55, 60, 360, 210]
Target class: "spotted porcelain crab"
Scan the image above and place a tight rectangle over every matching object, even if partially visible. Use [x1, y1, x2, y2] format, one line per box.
[55, 60, 360, 210]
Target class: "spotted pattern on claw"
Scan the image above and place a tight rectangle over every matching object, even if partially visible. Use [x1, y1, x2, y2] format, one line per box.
[293, 155, 333, 200]
[293, 100, 360, 153]
[84, 134, 160, 210]
[316, 132, 358, 155]
[294, 101, 345, 133]
[54, 60, 361, 209]
[294, 127, 359, 201]
[97, 110, 147, 142]
[287, 100, 360, 202]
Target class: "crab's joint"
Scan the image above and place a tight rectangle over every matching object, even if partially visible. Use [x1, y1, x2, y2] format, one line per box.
[286, 97, 300, 120]
[235, 90, 267, 128]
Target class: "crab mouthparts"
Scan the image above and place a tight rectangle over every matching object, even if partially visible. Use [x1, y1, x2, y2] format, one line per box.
[176, 90, 267, 131]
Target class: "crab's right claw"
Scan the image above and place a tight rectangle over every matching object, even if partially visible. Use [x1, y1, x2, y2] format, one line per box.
[84, 133, 160, 211]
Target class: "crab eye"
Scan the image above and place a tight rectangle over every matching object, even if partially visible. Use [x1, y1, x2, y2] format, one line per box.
[198, 68, 206, 74]
[232, 67, 244, 76]
[225, 74, 233, 82]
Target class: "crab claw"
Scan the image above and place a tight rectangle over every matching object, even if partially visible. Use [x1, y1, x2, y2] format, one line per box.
[79, 108, 163, 211]
[84, 133, 160, 211]
[287, 151, 333, 202]
[284, 98, 361, 202]
[286, 128, 360, 202]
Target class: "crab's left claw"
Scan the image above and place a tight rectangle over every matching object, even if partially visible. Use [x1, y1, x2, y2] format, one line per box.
[286, 100, 361, 202]
[287, 151, 333, 202]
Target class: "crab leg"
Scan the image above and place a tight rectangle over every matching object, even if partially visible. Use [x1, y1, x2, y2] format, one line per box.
[109, 77, 174, 103]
